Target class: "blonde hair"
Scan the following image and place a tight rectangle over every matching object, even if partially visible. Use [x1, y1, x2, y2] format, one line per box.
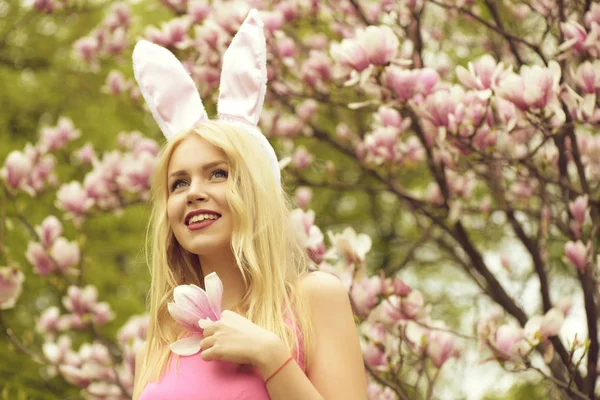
[133, 120, 313, 398]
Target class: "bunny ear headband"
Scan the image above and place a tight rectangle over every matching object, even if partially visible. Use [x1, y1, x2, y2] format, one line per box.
[132, 9, 281, 187]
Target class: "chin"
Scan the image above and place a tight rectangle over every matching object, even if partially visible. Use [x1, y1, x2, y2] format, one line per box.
[180, 237, 232, 256]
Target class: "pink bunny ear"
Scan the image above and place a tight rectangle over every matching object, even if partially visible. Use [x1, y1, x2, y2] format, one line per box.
[132, 40, 208, 140]
[217, 9, 267, 126]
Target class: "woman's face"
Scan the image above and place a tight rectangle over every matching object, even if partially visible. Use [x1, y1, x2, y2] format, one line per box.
[166, 134, 233, 256]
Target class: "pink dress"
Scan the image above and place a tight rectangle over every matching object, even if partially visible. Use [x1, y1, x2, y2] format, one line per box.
[139, 335, 305, 399]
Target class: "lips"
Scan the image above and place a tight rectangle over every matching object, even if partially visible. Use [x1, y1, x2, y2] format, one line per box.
[185, 209, 222, 226]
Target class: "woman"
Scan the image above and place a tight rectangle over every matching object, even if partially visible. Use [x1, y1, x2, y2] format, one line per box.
[131, 9, 367, 400]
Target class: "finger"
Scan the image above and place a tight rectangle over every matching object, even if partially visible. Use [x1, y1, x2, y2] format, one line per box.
[200, 345, 222, 361]
[201, 319, 220, 336]
[200, 335, 217, 351]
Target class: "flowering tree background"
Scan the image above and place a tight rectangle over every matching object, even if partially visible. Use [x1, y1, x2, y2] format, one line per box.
[1, 0, 600, 398]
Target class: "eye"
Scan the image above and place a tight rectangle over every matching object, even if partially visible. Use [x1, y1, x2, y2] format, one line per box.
[170, 179, 188, 192]
[211, 169, 228, 180]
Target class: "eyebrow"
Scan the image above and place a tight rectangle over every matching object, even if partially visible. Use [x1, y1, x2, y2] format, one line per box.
[168, 160, 228, 179]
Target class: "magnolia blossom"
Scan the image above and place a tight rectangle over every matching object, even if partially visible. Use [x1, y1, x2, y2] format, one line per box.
[35, 216, 63, 249]
[1, 150, 32, 189]
[0, 267, 24, 309]
[569, 195, 589, 224]
[56, 181, 94, 218]
[187, 0, 210, 23]
[294, 187, 313, 209]
[37, 306, 61, 334]
[426, 324, 457, 368]
[326, 227, 372, 265]
[350, 276, 382, 316]
[26, 242, 54, 276]
[50, 238, 80, 271]
[168, 272, 223, 356]
[492, 324, 527, 360]
[291, 147, 313, 169]
[524, 308, 565, 345]
[573, 60, 600, 95]
[104, 70, 128, 95]
[290, 208, 324, 255]
[497, 61, 561, 111]
[362, 127, 400, 164]
[565, 240, 588, 272]
[40, 117, 81, 152]
[330, 25, 399, 72]
[456, 54, 504, 91]
[561, 21, 588, 53]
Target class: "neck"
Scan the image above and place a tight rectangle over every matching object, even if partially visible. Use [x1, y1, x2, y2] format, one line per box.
[198, 250, 246, 312]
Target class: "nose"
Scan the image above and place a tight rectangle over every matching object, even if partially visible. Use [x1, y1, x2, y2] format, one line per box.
[186, 180, 208, 205]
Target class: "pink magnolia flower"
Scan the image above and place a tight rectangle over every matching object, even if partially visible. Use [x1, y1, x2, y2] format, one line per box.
[493, 324, 526, 360]
[289, 209, 324, 252]
[569, 195, 589, 224]
[330, 37, 370, 72]
[565, 240, 588, 272]
[74, 36, 99, 63]
[26, 242, 54, 276]
[384, 67, 418, 102]
[363, 127, 400, 165]
[187, 0, 210, 24]
[373, 106, 411, 131]
[367, 381, 396, 400]
[573, 61, 600, 95]
[456, 54, 504, 91]
[118, 315, 149, 345]
[585, 4, 600, 28]
[110, 2, 131, 29]
[37, 306, 61, 334]
[360, 25, 399, 66]
[351, 276, 382, 316]
[41, 117, 81, 152]
[92, 302, 114, 325]
[74, 143, 97, 165]
[525, 308, 565, 343]
[0, 267, 24, 309]
[64, 285, 99, 315]
[561, 21, 588, 53]
[277, 36, 296, 58]
[43, 335, 72, 365]
[294, 187, 313, 209]
[34, 0, 55, 13]
[426, 325, 457, 368]
[326, 227, 372, 265]
[291, 147, 313, 169]
[167, 272, 223, 356]
[497, 61, 561, 111]
[50, 237, 80, 271]
[35, 216, 63, 249]
[104, 70, 128, 95]
[296, 99, 318, 121]
[56, 181, 94, 218]
[260, 10, 285, 32]
[362, 341, 387, 369]
[301, 50, 332, 86]
[2, 150, 33, 189]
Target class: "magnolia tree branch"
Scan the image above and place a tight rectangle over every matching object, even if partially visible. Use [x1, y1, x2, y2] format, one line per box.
[427, 0, 548, 65]
[482, 0, 525, 65]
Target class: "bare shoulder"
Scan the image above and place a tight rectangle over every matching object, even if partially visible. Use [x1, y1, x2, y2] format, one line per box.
[297, 270, 348, 302]
[297, 271, 367, 399]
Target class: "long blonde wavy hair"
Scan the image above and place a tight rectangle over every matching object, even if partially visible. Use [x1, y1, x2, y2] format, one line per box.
[133, 120, 314, 398]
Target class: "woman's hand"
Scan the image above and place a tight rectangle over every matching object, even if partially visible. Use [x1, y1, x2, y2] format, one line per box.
[199, 310, 291, 378]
